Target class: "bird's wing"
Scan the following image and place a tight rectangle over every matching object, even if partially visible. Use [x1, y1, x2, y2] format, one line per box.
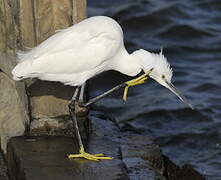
[22, 27, 122, 74]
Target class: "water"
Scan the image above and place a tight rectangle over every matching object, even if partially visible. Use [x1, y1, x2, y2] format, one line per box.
[88, 0, 221, 179]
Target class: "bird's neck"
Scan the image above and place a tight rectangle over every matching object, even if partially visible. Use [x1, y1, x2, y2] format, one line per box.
[111, 49, 142, 77]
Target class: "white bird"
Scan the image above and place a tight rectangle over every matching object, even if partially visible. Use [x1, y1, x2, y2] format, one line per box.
[12, 16, 193, 161]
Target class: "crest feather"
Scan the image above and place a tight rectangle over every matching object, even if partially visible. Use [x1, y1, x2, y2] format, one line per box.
[151, 51, 173, 81]
[132, 49, 173, 82]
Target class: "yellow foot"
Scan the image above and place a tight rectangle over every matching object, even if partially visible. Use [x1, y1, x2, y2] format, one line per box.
[123, 68, 153, 101]
[68, 147, 113, 161]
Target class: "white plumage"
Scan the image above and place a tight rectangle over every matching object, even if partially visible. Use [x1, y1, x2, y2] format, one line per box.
[12, 16, 171, 86]
[13, 16, 137, 85]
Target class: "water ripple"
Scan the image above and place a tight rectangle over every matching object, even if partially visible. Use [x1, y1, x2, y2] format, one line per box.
[88, 0, 221, 178]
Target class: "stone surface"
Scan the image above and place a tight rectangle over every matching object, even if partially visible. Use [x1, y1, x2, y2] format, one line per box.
[0, 52, 17, 79]
[6, 109, 205, 180]
[73, 0, 87, 24]
[89, 110, 166, 180]
[27, 80, 75, 119]
[0, 0, 17, 77]
[7, 136, 127, 180]
[163, 156, 206, 180]
[0, 72, 28, 152]
[0, 151, 8, 180]
[30, 116, 73, 136]
[34, 0, 73, 44]
[0, 0, 7, 52]
[6, 110, 166, 180]
[18, 0, 37, 48]
[29, 115, 89, 144]
[27, 80, 90, 142]
[120, 134, 165, 180]
[0, 0, 15, 53]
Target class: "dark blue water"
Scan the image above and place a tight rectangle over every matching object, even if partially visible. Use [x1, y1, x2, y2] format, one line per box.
[88, 0, 221, 179]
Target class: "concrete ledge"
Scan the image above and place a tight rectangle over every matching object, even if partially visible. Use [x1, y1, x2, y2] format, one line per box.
[7, 136, 127, 180]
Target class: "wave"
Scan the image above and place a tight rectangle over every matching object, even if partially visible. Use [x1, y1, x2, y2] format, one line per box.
[190, 83, 221, 92]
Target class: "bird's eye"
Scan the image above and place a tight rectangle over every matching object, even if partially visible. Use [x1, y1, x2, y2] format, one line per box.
[162, 75, 165, 79]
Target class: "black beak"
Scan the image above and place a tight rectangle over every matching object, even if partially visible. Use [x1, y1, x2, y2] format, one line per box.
[166, 81, 194, 110]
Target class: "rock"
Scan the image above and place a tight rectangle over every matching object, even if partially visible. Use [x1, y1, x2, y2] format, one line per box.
[7, 136, 128, 180]
[6, 109, 205, 180]
[0, 151, 8, 180]
[30, 116, 73, 136]
[0, 0, 15, 53]
[120, 133, 166, 180]
[27, 80, 75, 119]
[73, 0, 87, 24]
[89, 110, 205, 180]
[18, 0, 37, 48]
[163, 155, 206, 180]
[0, 72, 28, 152]
[89, 110, 166, 180]
[34, 0, 73, 43]
[27, 80, 90, 142]
[0, 52, 17, 79]
[0, 0, 17, 78]
[6, 110, 166, 180]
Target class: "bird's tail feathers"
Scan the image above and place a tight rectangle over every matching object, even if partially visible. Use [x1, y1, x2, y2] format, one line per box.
[12, 60, 34, 81]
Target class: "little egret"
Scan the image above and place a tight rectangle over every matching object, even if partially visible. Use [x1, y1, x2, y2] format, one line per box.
[12, 16, 193, 161]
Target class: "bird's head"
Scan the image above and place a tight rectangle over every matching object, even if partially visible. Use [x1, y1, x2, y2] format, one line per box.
[133, 49, 193, 109]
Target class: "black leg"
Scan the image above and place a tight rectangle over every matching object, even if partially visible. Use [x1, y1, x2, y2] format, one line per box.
[80, 69, 153, 107]
[80, 83, 126, 107]
[69, 86, 80, 107]
[68, 86, 84, 150]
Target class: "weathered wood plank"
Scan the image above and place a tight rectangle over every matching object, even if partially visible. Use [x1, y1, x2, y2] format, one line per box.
[0, 0, 7, 52]
[33, 0, 73, 43]
[19, 0, 36, 49]
[0, 0, 17, 76]
[4, 0, 15, 52]
[72, 0, 87, 24]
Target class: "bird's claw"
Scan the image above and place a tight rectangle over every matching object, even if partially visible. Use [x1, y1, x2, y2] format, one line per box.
[68, 147, 113, 161]
[123, 69, 153, 101]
